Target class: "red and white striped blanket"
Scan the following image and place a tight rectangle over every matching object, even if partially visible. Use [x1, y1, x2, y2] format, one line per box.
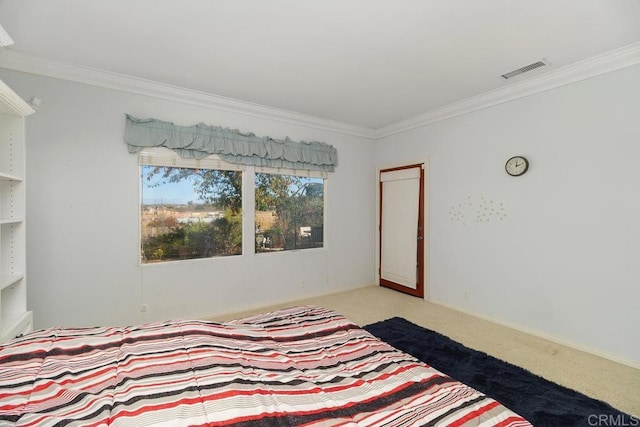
[0, 306, 531, 426]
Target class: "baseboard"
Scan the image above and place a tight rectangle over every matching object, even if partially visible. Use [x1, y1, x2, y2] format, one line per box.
[203, 283, 377, 321]
[429, 298, 640, 371]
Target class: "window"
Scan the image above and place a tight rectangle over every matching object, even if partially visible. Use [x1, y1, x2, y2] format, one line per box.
[255, 172, 324, 253]
[139, 149, 325, 263]
[140, 150, 243, 263]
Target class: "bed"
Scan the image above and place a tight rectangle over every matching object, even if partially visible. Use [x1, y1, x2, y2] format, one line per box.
[0, 306, 531, 426]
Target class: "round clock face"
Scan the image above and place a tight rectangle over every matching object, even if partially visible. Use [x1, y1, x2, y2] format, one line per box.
[505, 156, 529, 176]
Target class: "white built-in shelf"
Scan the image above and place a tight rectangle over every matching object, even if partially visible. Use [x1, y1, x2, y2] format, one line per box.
[0, 274, 24, 291]
[1, 77, 34, 343]
[0, 171, 23, 181]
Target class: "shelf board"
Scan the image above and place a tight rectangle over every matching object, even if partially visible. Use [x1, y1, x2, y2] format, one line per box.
[0, 311, 33, 343]
[0, 171, 23, 181]
[0, 218, 24, 225]
[0, 274, 24, 291]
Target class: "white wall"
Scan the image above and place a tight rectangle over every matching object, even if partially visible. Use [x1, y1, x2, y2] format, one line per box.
[375, 64, 640, 365]
[0, 69, 376, 329]
[3, 63, 638, 366]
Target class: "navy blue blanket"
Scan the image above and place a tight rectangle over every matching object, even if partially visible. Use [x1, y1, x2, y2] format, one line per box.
[364, 317, 637, 427]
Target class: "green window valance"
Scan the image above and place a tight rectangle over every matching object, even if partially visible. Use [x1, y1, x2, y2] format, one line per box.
[124, 115, 338, 172]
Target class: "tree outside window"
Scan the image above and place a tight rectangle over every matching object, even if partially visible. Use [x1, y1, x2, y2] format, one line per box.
[140, 165, 242, 263]
[255, 173, 324, 253]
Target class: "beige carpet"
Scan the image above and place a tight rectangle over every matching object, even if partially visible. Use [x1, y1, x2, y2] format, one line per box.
[208, 285, 640, 417]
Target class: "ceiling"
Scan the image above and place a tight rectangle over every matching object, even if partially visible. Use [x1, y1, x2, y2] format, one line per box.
[1, 0, 639, 130]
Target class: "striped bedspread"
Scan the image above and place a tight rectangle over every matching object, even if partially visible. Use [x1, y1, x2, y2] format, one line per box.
[0, 306, 531, 426]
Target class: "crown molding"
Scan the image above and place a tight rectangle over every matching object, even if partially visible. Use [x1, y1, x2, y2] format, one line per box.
[374, 41, 640, 139]
[0, 49, 376, 139]
[1, 43, 639, 140]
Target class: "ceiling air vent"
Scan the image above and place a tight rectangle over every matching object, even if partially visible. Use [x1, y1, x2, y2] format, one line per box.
[501, 59, 548, 80]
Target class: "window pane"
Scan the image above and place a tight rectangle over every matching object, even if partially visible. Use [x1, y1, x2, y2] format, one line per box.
[141, 165, 242, 263]
[255, 173, 324, 253]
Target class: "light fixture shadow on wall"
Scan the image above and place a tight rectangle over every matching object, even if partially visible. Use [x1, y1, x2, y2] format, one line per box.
[0, 24, 15, 48]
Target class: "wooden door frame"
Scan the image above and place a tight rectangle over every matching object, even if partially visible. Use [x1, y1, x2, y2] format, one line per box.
[378, 163, 425, 298]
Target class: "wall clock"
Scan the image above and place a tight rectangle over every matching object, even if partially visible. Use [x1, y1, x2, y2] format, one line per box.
[505, 156, 529, 176]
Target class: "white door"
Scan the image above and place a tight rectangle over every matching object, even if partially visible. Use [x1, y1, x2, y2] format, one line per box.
[379, 164, 424, 297]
